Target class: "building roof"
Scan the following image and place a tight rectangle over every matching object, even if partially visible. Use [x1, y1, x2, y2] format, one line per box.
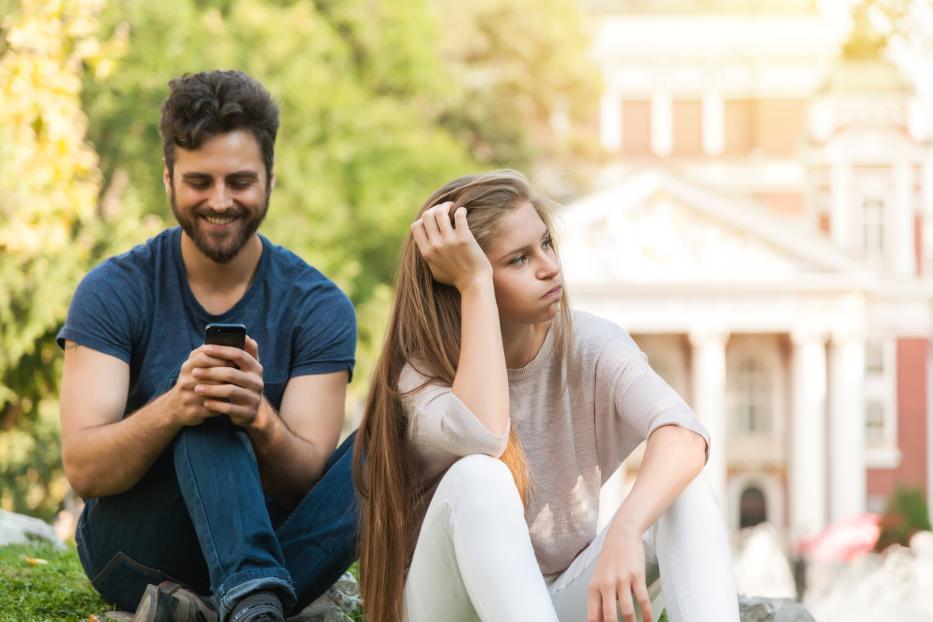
[557, 166, 865, 287]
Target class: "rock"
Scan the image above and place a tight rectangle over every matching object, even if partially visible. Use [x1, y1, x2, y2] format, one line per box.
[734, 523, 797, 599]
[739, 596, 815, 622]
[288, 572, 361, 622]
[0, 509, 65, 549]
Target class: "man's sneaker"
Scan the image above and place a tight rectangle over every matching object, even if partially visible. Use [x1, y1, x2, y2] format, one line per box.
[132, 581, 217, 622]
[228, 590, 284, 622]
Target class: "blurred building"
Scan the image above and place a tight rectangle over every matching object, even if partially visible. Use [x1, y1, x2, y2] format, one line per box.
[569, 0, 933, 543]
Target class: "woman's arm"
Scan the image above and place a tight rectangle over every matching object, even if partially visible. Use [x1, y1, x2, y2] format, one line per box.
[411, 203, 509, 437]
[587, 424, 707, 622]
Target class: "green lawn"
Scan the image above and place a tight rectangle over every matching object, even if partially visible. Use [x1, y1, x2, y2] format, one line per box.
[0, 543, 109, 621]
[0, 545, 662, 622]
[0, 544, 363, 622]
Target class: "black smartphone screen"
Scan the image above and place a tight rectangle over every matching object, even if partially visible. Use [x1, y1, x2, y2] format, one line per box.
[204, 323, 246, 349]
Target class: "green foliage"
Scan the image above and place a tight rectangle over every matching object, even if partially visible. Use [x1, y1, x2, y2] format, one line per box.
[0, 0, 101, 421]
[433, 0, 602, 168]
[1, 0, 600, 522]
[0, 401, 70, 522]
[875, 485, 931, 551]
[0, 0, 160, 520]
[0, 543, 109, 620]
[81, 0, 478, 399]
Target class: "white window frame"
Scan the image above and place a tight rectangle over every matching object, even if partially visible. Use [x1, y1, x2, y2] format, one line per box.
[727, 337, 783, 443]
[861, 196, 886, 257]
[731, 356, 774, 437]
[864, 337, 900, 468]
[853, 176, 893, 268]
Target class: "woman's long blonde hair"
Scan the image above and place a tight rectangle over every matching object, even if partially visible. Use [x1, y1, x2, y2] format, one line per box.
[352, 169, 573, 622]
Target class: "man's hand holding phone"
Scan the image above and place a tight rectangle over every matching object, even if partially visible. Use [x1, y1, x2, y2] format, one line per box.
[169, 324, 268, 430]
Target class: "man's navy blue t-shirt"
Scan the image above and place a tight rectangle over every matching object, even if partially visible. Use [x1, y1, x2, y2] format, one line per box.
[56, 227, 356, 418]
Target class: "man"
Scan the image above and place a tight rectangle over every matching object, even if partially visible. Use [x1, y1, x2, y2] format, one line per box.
[57, 70, 358, 622]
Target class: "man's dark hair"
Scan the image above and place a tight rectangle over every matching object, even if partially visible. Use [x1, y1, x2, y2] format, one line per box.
[159, 70, 279, 178]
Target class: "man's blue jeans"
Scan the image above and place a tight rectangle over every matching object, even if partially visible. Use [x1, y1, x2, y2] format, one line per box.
[75, 414, 358, 620]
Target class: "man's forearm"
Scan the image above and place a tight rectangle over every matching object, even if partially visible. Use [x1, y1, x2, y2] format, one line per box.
[246, 398, 329, 507]
[63, 391, 184, 498]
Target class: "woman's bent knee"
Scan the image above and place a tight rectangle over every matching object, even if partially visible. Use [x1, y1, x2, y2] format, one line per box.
[437, 454, 521, 510]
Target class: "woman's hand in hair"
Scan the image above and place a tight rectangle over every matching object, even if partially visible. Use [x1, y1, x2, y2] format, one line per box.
[587, 523, 652, 622]
[411, 202, 492, 292]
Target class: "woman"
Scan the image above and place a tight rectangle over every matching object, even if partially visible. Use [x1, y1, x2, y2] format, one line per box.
[352, 170, 739, 622]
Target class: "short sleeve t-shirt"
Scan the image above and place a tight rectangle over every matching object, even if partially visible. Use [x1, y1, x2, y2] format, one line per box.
[57, 227, 356, 417]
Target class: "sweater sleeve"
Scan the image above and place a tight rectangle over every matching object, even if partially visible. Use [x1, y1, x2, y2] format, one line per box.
[593, 329, 710, 478]
[400, 363, 510, 482]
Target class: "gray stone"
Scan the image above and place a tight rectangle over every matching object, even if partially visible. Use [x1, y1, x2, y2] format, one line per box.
[288, 572, 361, 622]
[0, 509, 65, 549]
[739, 595, 815, 622]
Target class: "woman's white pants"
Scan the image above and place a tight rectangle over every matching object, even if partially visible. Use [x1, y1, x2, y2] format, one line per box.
[403, 455, 740, 622]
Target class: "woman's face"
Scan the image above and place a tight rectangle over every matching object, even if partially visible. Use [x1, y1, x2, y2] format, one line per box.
[484, 201, 563, 324]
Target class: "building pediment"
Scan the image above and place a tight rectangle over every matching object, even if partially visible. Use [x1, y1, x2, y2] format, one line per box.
[557, 168, 861, 285]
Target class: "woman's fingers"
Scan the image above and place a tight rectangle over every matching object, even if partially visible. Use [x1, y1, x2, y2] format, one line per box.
[453, 206, 471, 240]
[411, 218, 430, 254]
[421, 202, 446, 245]
[633, 576, 652, 622]
[603, 585, 618, 622]
[586, 588, 601, 622]
[433, 202, 456, 242]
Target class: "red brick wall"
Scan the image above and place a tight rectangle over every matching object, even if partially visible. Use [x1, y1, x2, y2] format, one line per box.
[867, 338, 929, 504]
[896, 338, 929, 488]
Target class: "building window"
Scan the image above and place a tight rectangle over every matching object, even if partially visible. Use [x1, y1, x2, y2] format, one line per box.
[865, 401, 886, 447]
[864, 338, 896, 459]
[865, 341, 885, 375]
[732, 357, 772, 436]
[862, 197, 885, 257]
[739, 486, 768, 528]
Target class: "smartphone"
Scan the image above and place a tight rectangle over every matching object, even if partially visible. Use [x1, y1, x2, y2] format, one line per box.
[204, 323, 246, 350]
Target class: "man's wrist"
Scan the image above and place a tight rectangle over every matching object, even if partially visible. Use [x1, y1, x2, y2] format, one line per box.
[246, 397, 280, 447]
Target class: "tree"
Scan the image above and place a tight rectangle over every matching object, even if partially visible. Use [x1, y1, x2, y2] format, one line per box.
[0, 0, 602, 519]
[80, 0, 477, 403]
[0, 0, 155, 519]
[432, 0, 602, 171]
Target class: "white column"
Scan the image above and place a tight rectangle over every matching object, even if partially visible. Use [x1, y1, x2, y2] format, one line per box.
[702, 91, 724, 156]
[828, 331, 866, 522]
[893, 159, 914, 276]
[689, 330, 728, 506]
[600, 90, 622, 153]
[790, 330, 828, 540]
[830, 160, 852, 250]
[651, 92, 672, 157]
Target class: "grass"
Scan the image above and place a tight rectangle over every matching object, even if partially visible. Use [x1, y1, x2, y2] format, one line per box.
[0, 544, 363, 622]
[0, 545, 661, 622]
[0, 543, 108, 621]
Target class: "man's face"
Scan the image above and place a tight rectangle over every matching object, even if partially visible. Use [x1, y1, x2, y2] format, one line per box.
[164, 129, 272, 264]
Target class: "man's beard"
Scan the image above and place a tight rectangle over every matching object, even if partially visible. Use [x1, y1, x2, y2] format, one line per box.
[170, 188, 269, 264]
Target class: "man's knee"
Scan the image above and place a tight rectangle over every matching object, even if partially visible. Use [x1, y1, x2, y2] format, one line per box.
[175, 416, 255, 457]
